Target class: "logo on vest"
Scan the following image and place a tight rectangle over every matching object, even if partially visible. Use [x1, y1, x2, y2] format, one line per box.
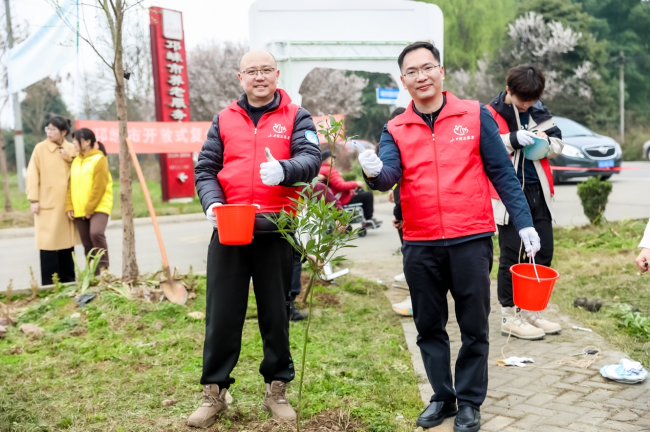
[454, 125, 469, 136]
[451, 124, 474, 143]
[268, 123, 290, 140]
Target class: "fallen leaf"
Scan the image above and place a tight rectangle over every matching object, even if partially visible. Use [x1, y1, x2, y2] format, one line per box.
[161, 399, 177, 407]
[70, 312, 81, 319]
[154, 321, 164, 330]
[188, 312, 205, 320]
[19, 323, 44, 339]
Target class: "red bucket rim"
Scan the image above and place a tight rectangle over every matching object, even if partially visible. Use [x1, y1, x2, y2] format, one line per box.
[215, 204, 257, 208]
[510, 263, 560, 281]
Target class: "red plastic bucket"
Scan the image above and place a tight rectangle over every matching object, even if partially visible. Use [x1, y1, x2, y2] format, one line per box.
[510, 263, 560, 311]
[214, 204, 257, 245]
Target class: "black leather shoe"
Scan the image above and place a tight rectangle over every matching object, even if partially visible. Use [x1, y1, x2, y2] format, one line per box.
[453, 405, 480, 432]
[289, 301, 308, 322]
[416, 400, 458, 428]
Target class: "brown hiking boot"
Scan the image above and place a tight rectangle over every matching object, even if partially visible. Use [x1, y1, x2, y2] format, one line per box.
[187, 384, 228, 428]
[262, 381, 296, 421]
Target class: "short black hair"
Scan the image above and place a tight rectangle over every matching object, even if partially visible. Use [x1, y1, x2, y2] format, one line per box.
[321, 150, 332, 162]
[389, 107, 406, 120]
[46, 116, 71, 137]
[506, 64, 545, 102]
[398, 41, 441, 71]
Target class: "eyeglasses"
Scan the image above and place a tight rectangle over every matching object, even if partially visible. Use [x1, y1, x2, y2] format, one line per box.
[241, 68, 276, 77]
[44, 127, 59, 133]
[403, 64, 441, 79]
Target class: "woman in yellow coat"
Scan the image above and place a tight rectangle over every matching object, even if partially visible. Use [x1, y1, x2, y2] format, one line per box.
[26, 116, 79, 285]
[66, 128, 113, 274]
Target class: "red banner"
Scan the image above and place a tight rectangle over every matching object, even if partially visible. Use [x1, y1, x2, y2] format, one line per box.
[149, 7, 190, 123]
[74, 120, 210, 154]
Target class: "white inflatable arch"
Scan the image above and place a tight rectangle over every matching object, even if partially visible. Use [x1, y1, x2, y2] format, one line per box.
[248, 0, 444, 108]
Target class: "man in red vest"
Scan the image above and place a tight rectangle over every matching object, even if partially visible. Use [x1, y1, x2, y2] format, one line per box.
[486, 65, 564, 340]
[359, 41, 539, 432]
[189, 50, 321, 428]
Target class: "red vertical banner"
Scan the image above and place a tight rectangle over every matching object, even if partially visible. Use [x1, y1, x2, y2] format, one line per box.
[150, 7, 195, 201]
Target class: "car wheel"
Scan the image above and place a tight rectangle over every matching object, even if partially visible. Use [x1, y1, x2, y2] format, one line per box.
[647, 148, 650, 161]
[600, 174, 612, 180]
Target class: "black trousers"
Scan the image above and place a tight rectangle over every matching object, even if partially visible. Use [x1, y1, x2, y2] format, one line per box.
[290, 247, 303, 301]
[347, 190, 374, 219]
[201, 231, 295, 388]
[40, 248, 75, 285]
[497, 182, 554, 308]
[403, 237, 493, 410]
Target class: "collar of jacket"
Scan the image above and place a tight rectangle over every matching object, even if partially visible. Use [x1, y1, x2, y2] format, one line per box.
[391, 91, 467, 127]
[78, 148, 102, 160]
[45, 139, 68, 152]
[489, 90, 552, 131]
[229, 89, 291, 118]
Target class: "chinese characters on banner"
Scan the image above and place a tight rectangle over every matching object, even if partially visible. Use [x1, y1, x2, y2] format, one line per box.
[150, 7, 195, 200]
[149, 7, 190, 122]
[75, 120, 211, 154]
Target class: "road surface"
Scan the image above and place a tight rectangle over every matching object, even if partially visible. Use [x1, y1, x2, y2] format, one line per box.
[1, 162, 648, 291]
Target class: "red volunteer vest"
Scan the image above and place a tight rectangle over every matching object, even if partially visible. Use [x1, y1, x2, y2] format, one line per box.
[387, 91, 496, 241]
[485, 104, 555, 199]
[217, 89, 300, 213]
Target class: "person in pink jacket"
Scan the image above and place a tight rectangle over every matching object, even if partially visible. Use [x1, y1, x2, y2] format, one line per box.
[319, 150, 381, 225]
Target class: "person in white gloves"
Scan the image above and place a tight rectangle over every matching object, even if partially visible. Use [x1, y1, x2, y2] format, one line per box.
[190, 50, 320, 428]
[485, 64, 565, 340]
[359, 41, 539, 432]
[636, 219, 650, 273]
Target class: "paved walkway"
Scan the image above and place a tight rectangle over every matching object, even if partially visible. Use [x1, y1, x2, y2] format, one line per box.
[349, 258, 650, 432]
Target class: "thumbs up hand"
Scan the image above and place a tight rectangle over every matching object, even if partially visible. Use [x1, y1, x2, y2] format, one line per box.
[260, 147, 285, 186]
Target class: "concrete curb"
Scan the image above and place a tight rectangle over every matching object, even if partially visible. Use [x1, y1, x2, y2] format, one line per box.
[0, 212, 207, 240]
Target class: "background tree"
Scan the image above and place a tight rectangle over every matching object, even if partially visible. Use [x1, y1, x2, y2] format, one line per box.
[54, 0, 144, 281]
[20, 77, 71, 139]
[344, 72, 396, 143]
[419, 0, 516, 72]
[299, 68, 367, 117]
[187, 41, 246, 121]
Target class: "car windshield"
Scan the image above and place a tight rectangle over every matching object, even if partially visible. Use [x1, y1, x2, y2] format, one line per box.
[554, 117, 597, 138]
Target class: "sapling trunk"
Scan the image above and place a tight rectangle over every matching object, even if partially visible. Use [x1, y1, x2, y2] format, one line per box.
[295, 273, 316, 432]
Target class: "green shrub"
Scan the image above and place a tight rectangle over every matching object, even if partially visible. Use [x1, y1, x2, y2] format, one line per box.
[577, 176, 613, 224]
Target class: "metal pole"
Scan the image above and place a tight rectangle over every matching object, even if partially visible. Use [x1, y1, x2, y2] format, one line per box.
[619, 50, 625, 144]
[4, 0, 26, 192]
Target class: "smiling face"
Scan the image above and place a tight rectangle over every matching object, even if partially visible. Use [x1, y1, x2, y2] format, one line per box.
[399, 48, 444, 105]
[238, 50, 280, 106]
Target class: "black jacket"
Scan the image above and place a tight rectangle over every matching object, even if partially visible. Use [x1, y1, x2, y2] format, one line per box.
[194, 91, 321, 233]
[488, 91, 562, 150]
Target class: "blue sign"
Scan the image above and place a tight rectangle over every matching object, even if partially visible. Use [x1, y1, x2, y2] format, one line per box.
[376, 88, 400, 105]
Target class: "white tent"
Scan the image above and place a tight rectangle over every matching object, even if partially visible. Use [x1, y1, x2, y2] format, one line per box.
[248, 0, 444, 108]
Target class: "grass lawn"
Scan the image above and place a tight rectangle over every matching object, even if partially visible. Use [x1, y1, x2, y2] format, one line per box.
[0, 172, 204, 229]
[0, 276, 422, 432]
[495, 219, 650, 366]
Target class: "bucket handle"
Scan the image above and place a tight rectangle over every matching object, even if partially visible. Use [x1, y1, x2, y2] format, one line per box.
[530, 255, 541, 283]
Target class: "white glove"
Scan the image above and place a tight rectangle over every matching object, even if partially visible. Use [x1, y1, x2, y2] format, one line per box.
[519, 227, 541, 257]
[516, 130, 537, 146]
[260, 148, 284, 186]
[358, 149, 383, 178]
[206, 202, 222, 228]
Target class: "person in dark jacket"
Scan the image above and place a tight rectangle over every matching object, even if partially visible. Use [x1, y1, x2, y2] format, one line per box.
[189, 50, 321, 428]
[358, 42, 539, 432]
[487, 65, 564, 340]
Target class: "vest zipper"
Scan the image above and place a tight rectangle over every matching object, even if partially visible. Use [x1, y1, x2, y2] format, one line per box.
[432, 132, 445, 239]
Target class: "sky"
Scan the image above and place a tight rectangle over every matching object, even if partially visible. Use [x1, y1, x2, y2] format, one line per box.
[3, 0, 258, 125]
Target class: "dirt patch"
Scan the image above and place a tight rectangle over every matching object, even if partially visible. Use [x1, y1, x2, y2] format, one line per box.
[134, 363, 152, 373]
[313, 292, 340, 306]
[233, 410, 364, 432]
